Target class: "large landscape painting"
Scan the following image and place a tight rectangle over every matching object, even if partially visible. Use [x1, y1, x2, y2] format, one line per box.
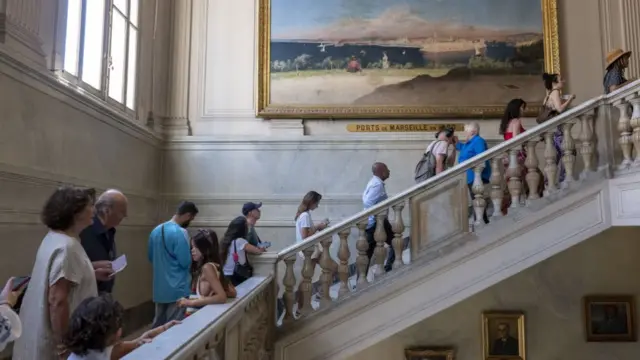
[257, 0, 559, 118]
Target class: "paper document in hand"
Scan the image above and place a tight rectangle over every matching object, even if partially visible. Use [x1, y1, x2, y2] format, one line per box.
[111, 254, 127, 274]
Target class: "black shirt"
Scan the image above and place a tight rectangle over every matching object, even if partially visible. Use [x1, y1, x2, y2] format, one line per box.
[80, 216, 117, 293]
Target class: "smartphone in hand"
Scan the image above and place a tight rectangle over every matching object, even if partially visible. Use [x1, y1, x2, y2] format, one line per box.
[11, 276, 30, 291]
[258, 241, 272, 249]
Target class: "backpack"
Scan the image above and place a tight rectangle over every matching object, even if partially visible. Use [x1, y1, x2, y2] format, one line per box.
[414, 140, 445, 183]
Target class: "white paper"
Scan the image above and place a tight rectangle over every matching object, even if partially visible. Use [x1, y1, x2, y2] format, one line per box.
[111, 254, 127, 274]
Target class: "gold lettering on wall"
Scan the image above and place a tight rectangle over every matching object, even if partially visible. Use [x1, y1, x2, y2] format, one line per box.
[346, 124, 465, 132]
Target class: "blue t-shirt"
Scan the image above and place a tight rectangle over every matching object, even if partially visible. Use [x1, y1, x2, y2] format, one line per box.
[455, 135, 491, 184]
[148, 221, 192, 303]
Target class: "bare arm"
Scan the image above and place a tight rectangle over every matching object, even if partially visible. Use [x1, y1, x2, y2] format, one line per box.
[49, 278, 72, 346]
[111, 321, 181, 359]
[186, 264, 227, 307]
[609, 80, 632, 93]
[550, 91, 572, 112]
[245, 243, 266, 254]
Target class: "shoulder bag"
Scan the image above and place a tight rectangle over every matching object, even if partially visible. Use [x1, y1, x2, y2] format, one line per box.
[232, 239, 253, 281]
[536, 89, 560, 124]
[414, 140, 445, 183]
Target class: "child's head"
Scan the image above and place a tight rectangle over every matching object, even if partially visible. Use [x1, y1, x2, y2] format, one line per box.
[63, 294, 124, 355]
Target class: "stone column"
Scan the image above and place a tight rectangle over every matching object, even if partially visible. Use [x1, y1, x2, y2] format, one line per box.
[0, 0, 46, 65]
[163, 0, 193, 136]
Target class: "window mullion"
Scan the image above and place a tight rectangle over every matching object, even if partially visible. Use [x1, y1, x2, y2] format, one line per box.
[77, 0, 88, 80]
[102, 0, 114, 101]
[122, 10, 131, 109]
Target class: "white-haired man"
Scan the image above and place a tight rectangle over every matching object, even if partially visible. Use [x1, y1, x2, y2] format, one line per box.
[455, 122, 491, 224]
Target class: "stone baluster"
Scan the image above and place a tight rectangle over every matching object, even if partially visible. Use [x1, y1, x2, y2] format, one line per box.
[543, 132, 558, 194]
[506, 149, 522, 208]
[318, 237, 335, 308]
[579, 113, 595, 176]
[615, 101, 633, 169]
[629, 96, 640, 166]
[355, 221, 370, 288]
[373, 212, 388, 278]
[472, 165, 487, 225]
[391, 204, 405, 269]
[281, 256, 296, 323]
[489, 157, 503, 218]
[298, 247, 315, 316]
[524, 140, 541, 200]
[337, 228, 351, 299]
[561, 121, 576, 185]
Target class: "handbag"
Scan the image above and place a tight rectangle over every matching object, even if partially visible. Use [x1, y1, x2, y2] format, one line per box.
[232, 239, 253, 280]
[536, 89, 559, 124]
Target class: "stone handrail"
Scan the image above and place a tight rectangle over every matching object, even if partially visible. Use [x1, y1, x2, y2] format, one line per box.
[275, 79, 640, 326]
[122, 276, 274, 360]
[277, 96, 603, 262]
[277, 79, 640, 263]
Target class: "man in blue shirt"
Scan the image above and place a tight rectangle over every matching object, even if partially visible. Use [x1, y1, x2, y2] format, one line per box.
[455, 122, 491, 224]
[363, 162, 395, 273]
[148, 201, 199, 327]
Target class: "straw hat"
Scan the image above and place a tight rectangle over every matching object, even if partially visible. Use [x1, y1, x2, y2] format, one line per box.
[606, 49, 631, 69]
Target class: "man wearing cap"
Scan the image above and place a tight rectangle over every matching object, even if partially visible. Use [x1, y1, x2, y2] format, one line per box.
[604, 49, 634, 94]
[242, 202, 264, 247]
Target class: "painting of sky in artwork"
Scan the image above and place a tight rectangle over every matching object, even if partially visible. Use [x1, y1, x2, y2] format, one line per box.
[267, 0, 546, 107]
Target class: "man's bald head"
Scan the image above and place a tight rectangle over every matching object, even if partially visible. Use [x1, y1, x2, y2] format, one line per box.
[95, 189, 128, 228]
[372, 162, 390, 181]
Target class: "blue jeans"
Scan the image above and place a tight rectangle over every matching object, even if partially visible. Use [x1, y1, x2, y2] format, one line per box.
[152, 302, 185, 328]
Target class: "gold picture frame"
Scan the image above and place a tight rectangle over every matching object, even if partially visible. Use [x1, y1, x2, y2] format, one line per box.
[257, 0, 560, 119]
[583, 295, 637, 342]
[405, 348, 455, 360]
[481, 311, 526, 360]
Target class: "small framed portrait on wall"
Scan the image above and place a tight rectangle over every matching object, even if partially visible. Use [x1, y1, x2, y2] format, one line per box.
[583, 295, 636, 342]
[481, 311, 526, 360]
[405, 348, 454, 360]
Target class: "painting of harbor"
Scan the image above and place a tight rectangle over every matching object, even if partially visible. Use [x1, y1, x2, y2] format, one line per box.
[258, 0, 559, 118]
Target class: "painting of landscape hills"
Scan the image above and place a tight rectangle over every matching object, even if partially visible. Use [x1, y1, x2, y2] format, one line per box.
[263, 0, 555, 117]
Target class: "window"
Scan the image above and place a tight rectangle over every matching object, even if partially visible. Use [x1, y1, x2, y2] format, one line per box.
[62, 0, 139, 112]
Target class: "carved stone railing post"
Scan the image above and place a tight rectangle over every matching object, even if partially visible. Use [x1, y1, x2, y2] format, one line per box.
[472, 165, 486, 225]
[489, 157, 503, 217]
[543, 131, 558, 194]
[337, 228, 351, 299]
[318, 237, 335, 308]
[579, 113, 595, 176]
[282, 257, 296, 323]
[355, 221, 370, 288]
[561, 121, 576, 185]
[524, 140, 541, 200]
[373, 212, 388, 278]
[298, 247, 315, 316]
[391, 203, 405, 269]
[615, 100, 633, 169]
[506, 149, 522, 208]
[628, 95, 640, 166]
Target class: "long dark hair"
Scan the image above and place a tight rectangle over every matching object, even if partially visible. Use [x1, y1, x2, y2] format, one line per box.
[220, 216, 249, 268]
[499, 98, 527, 135]
[542, 72, 559, 91]
[191, 229, 231, 291]
[295, 191, 322, 220]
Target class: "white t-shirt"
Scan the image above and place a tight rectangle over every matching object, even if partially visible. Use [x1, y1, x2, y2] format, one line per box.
[0, 305, 21, 352]
[426, 140, 448, 156]
[223, 238, 249, 276]
[295, 212, 313, 244]
[67, 346, 113, 360]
